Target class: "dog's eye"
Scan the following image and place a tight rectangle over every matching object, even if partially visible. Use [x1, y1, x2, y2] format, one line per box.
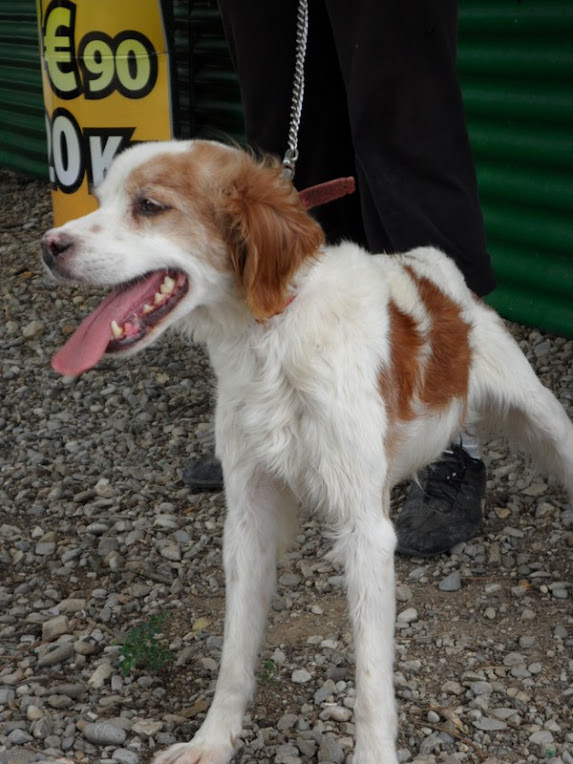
[137, 197, 169, 216]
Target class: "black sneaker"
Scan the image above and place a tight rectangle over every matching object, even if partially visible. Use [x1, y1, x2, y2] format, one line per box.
[182, 458, 224, 492]
[395, 444, 486, 557]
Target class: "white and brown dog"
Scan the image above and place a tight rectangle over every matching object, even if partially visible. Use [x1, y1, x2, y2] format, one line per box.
[41, 140, 573, 764]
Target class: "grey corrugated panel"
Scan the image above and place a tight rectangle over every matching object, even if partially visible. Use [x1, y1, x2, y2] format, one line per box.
[0, 0, 47, 177]
[459, 0, 573, 337]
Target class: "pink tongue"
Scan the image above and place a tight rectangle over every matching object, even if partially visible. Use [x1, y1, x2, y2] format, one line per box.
[52, 273, 165, 376]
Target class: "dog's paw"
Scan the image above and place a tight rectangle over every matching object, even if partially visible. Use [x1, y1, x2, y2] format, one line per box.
[352, 745, 399, 764]
[152, 742, 233, 764]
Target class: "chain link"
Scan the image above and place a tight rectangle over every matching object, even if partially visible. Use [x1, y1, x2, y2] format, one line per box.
[282, 0, 309, 179]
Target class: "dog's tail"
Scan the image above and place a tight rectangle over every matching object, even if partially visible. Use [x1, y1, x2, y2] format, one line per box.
[468, 306, 573, 502]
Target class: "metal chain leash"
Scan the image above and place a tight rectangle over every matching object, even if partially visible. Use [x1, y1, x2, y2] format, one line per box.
[282, 0, 309, 179]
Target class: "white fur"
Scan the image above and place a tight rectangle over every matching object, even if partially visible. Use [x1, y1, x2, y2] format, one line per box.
[42, 140, 573, 764]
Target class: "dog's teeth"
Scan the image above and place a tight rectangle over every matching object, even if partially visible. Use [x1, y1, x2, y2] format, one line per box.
[110, 320, 124, 339]
[160, 275, 176, 295]
[142, 303, 154, 315]
[153, 291, 165, 305]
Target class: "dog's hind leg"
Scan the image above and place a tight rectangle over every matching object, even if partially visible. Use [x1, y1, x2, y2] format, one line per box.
[469, 309, 573, 501]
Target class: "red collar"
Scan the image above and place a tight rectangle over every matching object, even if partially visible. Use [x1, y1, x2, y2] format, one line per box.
[298, 176, 356, 210]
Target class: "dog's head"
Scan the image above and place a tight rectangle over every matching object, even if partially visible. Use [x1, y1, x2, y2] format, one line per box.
[41, 140, 324, 376]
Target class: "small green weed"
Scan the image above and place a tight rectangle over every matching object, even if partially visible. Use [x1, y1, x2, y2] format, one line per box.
[260, 658, 279, 684]
[120, 614, 173, 676]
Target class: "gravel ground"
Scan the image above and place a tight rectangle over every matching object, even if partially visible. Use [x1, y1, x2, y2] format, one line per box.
[0, 166, 572, 764]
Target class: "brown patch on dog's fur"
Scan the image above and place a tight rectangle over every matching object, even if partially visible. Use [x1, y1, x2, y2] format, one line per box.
[379, 269, 471, 459]
[409, 269, 471, 410]
[380, 302, 424, 424]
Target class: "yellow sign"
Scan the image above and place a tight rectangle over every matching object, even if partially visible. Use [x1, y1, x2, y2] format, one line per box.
[36, 0, 173, 225]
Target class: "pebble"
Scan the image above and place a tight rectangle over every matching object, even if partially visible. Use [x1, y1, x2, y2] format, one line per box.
[438, 571, 462, 592]
[473, 717, 507, 731]
[318, 735, 345, 763]
[22, 320, 44, 338]
[37, 643, 74, 667]
[292, 669, 312, 684]
[83, 721, 128, 746]
[470, 681, 492, 695]
[132, 718, 164, 737]
[0, 688, 15, 705]
[314, 681, 336, 704]
[42, 615, 70, 641]
[35, 540, 57, 556]
[275, 745, 302, 764]
[111, 750, 140, 764]
[88, 661, 114, 688]
[396, 583, 413, 602]
[320, 705, 353, 722]
[278, 713, 299, 731]
[7, 728, 34, 745]
[397, 607, 419, 624]
[58, 597, 87, 614]
[529, 730, 555, 746]
[160, 543, 182, 562]
[280, 573, 302, 587]
[94, 477, 117, 498]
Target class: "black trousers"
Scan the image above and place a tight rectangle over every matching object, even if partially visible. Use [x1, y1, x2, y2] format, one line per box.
[217, 0, 495, 297]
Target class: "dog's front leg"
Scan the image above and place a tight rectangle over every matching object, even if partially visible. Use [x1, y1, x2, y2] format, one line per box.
[336, 498, 399, 764]
[153, 471, 294, 764]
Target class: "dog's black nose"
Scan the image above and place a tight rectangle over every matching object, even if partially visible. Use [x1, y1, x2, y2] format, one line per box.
[41, 232, 73, 268]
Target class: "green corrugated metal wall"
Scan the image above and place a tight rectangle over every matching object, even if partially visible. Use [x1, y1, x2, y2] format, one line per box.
[1, 0, 572, 336]
[458, 0, 573, 336]
[0, 0, 46, 175]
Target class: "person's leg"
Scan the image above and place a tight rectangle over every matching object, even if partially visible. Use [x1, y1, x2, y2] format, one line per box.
[325, 0, 493, 555]
[325, 0, 495, 296]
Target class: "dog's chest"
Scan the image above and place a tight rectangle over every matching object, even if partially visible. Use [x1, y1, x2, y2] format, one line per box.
[213, 326, 386, 492]
[219, 348, 320, 471]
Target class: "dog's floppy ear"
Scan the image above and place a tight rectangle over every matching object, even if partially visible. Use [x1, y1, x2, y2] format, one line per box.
[219, 154, 325, 321]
